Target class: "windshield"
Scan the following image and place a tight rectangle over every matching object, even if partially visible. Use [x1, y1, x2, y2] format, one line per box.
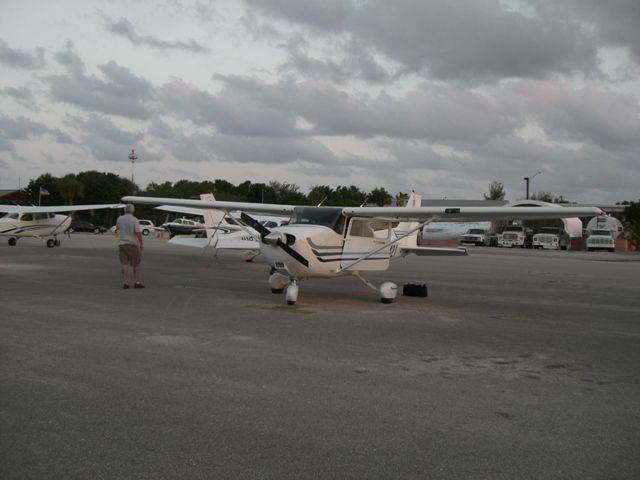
[591, 229, 611, 236]
[468, 229, 485, 234]
[503, 226, 522, 232]
[290, 207, 345, 234]
[540, 228, 560, 234]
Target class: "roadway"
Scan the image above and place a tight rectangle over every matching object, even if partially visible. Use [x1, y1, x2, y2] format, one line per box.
[1, 234, 639, 479]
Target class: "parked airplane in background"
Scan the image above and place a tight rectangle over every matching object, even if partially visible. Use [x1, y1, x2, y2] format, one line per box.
[123, 193, 601, 305]
[157, 193, 286, 261]
[0, 203, 122, 247]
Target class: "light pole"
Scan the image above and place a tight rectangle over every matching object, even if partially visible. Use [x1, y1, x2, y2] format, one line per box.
[524, 171, 541, 200]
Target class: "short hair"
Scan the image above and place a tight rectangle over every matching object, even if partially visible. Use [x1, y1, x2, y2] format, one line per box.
[125, 204, 135, 213]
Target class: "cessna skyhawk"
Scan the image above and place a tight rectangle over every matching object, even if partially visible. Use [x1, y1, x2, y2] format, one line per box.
[0, 203, 122, 247]
[123, 193, 601, 305]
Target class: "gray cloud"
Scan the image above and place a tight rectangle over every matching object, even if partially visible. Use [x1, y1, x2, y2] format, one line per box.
[279, 34, 391, 84]
[103, 16, 210, 53]
[0, 114, 49, 140]
[243, 0, 352, 31]
[0, 40, 46, 70]
[243, 1, 607, 82]
[0, 138, 15, 151]
[48, 48, 154, 119]
[533, 0, 640, 64]
[82, 114, 144, 145]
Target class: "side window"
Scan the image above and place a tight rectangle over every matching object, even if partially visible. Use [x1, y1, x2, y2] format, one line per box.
[349, 219, 374, 238]
[21, 213, 34, 221]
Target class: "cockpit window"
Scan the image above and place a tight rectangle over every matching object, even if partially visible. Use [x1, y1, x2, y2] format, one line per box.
[290, 207, 345, 234]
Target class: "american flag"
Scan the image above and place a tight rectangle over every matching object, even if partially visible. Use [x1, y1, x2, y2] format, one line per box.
[39, 187, 51, 196]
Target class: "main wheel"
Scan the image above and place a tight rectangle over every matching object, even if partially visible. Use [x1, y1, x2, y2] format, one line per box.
[8, 237, 17, 246]
[46, 239, 55, 248]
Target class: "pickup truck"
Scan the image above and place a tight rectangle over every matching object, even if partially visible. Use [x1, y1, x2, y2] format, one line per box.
[532, 227, 569, 250]
[459, 228, 488, 246]
[587, 229, 615, 252]
[499, 225, 533, 248]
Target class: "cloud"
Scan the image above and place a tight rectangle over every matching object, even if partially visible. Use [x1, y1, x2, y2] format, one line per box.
[243, 0, 605, 82]
[243, 0, 352, 31]
[533, 0, 640, 64]
[103, 16, 210, 53]
[48, 47, 154, 119]
[0, 114, 49, 140]
[0, 40, 46, 70]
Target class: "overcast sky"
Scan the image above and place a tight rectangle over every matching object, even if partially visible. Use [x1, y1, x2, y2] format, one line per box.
[1, 0, 639, 203]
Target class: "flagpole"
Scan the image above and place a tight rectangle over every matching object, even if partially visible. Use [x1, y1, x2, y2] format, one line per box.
[39, 187, 41, 206]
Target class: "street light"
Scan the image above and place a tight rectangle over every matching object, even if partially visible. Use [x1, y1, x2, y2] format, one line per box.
[524, 171, 541, 200]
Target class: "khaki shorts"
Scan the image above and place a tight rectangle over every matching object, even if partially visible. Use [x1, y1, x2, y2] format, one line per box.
[119, 244, 141, 266]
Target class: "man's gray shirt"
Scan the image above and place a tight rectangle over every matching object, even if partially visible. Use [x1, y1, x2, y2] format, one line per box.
[116, 214, 141, 245]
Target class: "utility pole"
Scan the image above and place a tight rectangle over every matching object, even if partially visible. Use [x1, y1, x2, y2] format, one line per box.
[128, 149, 138, 185]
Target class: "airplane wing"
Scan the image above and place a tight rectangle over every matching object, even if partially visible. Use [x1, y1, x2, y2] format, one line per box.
[124, 195, 602, 222]
[1, 203, 123, 214]
[123, 196, 296, 215]
[155, 205, 205, 216]
[401, 246, 468, 256]
[344, 205, 603, 221]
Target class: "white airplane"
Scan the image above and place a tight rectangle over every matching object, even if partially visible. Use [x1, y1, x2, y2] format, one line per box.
[123, 192, 601, 305]
[0, 203, 122, 248]
[157, 193, 287, 262]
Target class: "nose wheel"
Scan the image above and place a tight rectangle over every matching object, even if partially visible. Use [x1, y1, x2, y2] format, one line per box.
[286, 280, 299, 305]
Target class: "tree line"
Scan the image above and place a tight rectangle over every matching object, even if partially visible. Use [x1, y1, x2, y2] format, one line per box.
[12, 172, 639, 239]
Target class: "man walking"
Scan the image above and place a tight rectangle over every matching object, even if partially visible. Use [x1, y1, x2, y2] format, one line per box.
[116, 204, 144, 289]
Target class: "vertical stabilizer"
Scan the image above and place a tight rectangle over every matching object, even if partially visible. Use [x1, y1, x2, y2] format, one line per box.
[199, 193, 225, 245]
[394, 191, 422, 248]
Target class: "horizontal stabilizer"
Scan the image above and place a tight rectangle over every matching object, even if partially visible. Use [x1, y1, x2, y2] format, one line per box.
[168, 236, 210, 248]
[402, 246, 468, 256]
[216, 239, 260, 250]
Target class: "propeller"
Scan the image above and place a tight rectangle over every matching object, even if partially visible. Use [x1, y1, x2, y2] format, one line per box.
[240, 212, 309, 267]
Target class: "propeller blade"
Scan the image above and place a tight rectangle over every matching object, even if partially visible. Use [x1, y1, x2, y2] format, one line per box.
[240, 212, 309, 267]
[277, 240, 309, 267]
[240, 212, 270, 239]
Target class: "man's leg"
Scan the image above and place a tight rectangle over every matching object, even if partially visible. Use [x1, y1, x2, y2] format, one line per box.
[121, 264, 129, 284]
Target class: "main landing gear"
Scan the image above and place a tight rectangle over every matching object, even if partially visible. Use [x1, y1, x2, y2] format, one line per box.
[46, 237, 61, 248]
[267, 270, 399, 306]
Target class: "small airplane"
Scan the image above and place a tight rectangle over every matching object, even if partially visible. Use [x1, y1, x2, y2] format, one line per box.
[122, 192, 602, 305]
[0, 203, 122, 247]
[158, 193, 287, 262]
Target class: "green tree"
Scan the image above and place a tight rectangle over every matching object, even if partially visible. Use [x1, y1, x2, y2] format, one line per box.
[395, 192, 409, 206]
[307, 185, 333, 206]
[623, 202, 640, 242]
[58, 174, 85, 205]
[483, 181, 506, 200]
[531, 191, 554, 203]
[368, 187, 392, 206]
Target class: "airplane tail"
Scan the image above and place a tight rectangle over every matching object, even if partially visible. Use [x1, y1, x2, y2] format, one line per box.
[393, 191, 422, 248]
[199, 193, 225, 246]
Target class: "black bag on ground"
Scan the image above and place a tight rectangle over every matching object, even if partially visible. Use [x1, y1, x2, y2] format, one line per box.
[403, 283, 428, 297]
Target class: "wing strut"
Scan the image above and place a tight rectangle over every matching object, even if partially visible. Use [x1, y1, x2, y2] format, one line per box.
[334, 216, 439, 273]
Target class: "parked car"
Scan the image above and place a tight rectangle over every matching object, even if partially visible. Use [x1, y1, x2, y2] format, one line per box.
[138, 219, 156, 236]
[110, 219, 157, 235]
[68, 220, 108, 234]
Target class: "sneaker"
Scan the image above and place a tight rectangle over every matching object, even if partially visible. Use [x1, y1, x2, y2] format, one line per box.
[134, 282, 145, 289]
[123, 284, 130, 289]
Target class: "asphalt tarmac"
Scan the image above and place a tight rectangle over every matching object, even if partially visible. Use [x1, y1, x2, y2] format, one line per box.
[1, 234, 639, 479]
